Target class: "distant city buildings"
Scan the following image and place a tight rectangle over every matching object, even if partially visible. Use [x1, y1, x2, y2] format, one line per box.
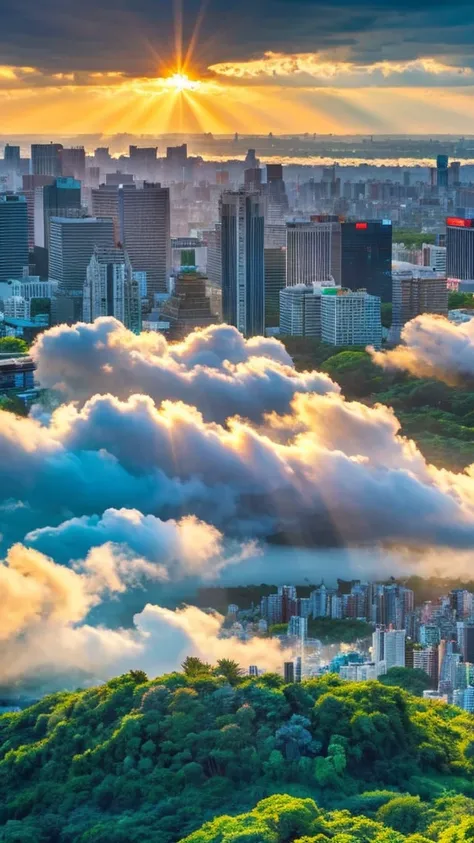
[0, 194, 28, 282]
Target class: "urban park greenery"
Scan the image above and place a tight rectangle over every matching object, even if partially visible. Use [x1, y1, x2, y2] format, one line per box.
[1, 668, 474, 842]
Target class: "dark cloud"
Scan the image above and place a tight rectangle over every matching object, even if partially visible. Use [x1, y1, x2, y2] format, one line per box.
[3, 0, 474, 78]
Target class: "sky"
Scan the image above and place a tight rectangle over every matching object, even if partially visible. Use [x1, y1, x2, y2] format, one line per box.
[3, 1, 474, 137]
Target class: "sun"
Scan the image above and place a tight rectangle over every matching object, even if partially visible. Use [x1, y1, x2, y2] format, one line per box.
[166, 72, 201, 92]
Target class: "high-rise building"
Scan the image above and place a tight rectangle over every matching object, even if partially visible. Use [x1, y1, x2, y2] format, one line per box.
[4, 145, 20, 169]
[91, 185, 120, 244]
[283, 661, 295, 683]
[437, 154, 449, 189]
[279, 284, 323, 337]
[423, 243, 447, 273]
[3, 295, 30, 319]
[288, 616, 308, 638]
[220, 190, 265, 337]
[159, 270, 218, 339]
[39, 177, 82, 252]
[286, 218, 340, 286]
[0, 194, 28, 282]
[49, 217, 115, 322]
[204, 225, 221, 286]
[118, 183, 171, 306]
[31, 143, 63, 177]
[446, 217, 474, 280]
[62, 147, 86, 182]
[321, 288, 382, 348]
[390, 267, 448, 343]
[339, 220, 393, 302]
[21, 174, 54, 252]
[82, 247, 141, 333]
[463, 625, 474, 663]
[264, 246, 286, 327]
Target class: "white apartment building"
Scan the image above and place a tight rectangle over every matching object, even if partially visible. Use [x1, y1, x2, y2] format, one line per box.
[321, 289, 382, 349]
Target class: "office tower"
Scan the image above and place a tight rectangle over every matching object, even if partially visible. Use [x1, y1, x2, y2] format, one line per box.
[216, 170, 230, 186]
[118, 183, 170, 306]
[129, 146, 157, 167]
[423, 243, 447, 273]
[94, 147, 112, 168]
[265, 223, 287, 249]
[278, 585, 297, 622]
[3, 295, 30, 319]
[21, 174, 54, 251]
[83, 247, 141, 333]
[220, 190, 265, 337]
[390, 267, 448, 343]
[286, 218, 340, 286]
[244, 168, 262, 191]
[49, 217, 115, 323]
[462, 625, 474, 663]
[62, 147, 86, 182]
[321, 289, 382, 348]
[451, 589, 473, 619]
[0, 277, 58, 304]
[295, 656, 303, 683]
[248, 665, 259, 677]
[279, 284, 323, 337]
[284, 662, 295, 683]
[339, 220, 392, 302]
[31, 143, 63, 177]
[449, 161, 461, 187]
[171, 238, 207, 274]
[266, 163, 283, 183]
[264, 246, 286, 327]
[4, 145, 20, 169]
[39, 177, 82, 251]
[0, 194, 28, 282]
[446, 217, 474, 280]
[165, 144, 187, 180]
[288, 616, 308, 638]
[265, 164, 289, 224]
[372, 627, 385, 665]
[311, 583, 328, 618]
[413, 646, 438, 686]
[159, 270, 217, 339]
[437, 154, 449, 189]
[205, 225, 221, 285]
[91, 185, 120, 243]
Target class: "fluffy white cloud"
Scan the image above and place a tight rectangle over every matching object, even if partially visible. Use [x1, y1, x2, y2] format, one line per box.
[371, 313, 474, 384]
[32, 318, 337, 423]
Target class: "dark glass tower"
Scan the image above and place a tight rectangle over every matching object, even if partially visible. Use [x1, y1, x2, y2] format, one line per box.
[340, 220, 393, 302]
[0, 194, 28, 282]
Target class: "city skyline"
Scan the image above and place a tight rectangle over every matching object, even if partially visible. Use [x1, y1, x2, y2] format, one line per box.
[3, 0, 474, 134]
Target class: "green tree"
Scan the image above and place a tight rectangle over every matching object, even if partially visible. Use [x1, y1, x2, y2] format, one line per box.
[215, 659, 244, 685]
[377, 796, 429, 835]
[182, 656, 212, 677]
[0, 337, 28, 354]
[379, 667, 432, 697]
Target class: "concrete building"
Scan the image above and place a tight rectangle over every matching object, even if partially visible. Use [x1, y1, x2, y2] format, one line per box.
[321, 288, 382, 349]
[159, 270, 218, 339]
[62, 147, 86, 182]
[279, 284, 323, 337]
[288, 616, 308, 638]
[3, 295, 30, 319]
[423, 243, 447, 273]
[204, 225, 221, 286]
[118, 183, 171, 306]
[390, 265, 448, 343]
[37, 177, 82, 252]
[0, 194, 28, 283]
[91, 185, 120, 243]
[339, 663, 378, 681]
[446, 217, 474, 280]
[82, 247, 141, 333]
[31, 143, 63, 177]
[220, 190, 265, 337]
[49, 217, 115, 323]
[339, 220, 393, 303]
[286, 217, 340, 286]
[171, 238, 207, 274]
[264, 246, 286, 328]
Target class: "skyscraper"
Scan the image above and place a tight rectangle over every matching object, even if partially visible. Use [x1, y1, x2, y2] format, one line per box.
[49, 217, 115, 322]
[390, 267, 448, 343]
[31, 143, 63, 177]
[264, 246, 286, 327]
[446, 217, 474, 280]
[4, 145, 20, 170]
[279, 285, 322, 337]
[83, 247, 141, 333]
[91, 185, 120, 243]
[339, 220, 393, 302]
[0, 194, 28, 282]
[40, 177, 82, 252]
[61, 147, 86, 182]
[118, 183, 171, 306]
[220, 190, 265, 337]
[437, 154, 449, 189]
[286, 218, 340, 286]
[159, 270, 218, 339]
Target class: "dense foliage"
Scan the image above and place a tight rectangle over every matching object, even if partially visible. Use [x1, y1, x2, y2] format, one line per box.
[392, 230, 435, 249]
[0, 337, 28, 354]
[1, 671, 474, 843]
[378, 668, 432, 697]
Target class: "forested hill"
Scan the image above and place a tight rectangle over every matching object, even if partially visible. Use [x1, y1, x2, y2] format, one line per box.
[1, 667, 474, 842]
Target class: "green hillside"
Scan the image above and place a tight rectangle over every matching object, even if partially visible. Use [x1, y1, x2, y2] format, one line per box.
[1, 669, 474, 842]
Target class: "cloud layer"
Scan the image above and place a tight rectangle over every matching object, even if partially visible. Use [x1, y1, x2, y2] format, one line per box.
[371, 314, 474, 384]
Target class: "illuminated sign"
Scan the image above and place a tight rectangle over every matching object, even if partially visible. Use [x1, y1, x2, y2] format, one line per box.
[382, 219, 392, 226]
[446, 217, 473, 228]
[355, 222, 368, 230]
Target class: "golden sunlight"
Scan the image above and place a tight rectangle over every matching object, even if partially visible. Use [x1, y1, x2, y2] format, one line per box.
[166, 72, 201, 92]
